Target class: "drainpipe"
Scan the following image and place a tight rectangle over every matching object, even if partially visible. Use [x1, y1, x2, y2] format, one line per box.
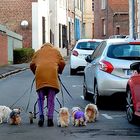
[137, 0, 140, 38]
[129, 0, 135, 39]
[106, 0, 109, 38]
[81, 0, 84, 39]
[74, 0, 76, 43]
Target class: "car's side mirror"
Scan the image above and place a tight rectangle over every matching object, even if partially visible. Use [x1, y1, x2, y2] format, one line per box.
[85, 55, 92, 63]
[130, 62, 140, 73]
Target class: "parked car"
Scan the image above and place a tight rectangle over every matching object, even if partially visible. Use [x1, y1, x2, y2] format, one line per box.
[70, 39, 103, 75]
[83, 38, 140, 105]
[126, 62, 140, 123]
[109, 34, 127, 39]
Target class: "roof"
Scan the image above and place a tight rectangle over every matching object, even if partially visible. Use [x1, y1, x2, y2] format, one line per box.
[105, 38, 140, 45]
[77, 39, 103, 42]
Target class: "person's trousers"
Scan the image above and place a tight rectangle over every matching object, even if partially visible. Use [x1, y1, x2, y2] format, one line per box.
[37, 88, 56, 119]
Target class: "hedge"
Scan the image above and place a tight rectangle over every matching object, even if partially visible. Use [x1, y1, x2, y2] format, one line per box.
[13, 48, 35, 64]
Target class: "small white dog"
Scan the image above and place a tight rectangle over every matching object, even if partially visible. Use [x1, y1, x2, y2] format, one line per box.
[71, 107, 86, 127]
[85, 103, 99, 123]
[0, 105, 21, 125]
[57, 107, 70, 127]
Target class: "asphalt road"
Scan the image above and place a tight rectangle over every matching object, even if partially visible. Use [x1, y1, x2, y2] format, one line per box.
[0, 63, 140, 140]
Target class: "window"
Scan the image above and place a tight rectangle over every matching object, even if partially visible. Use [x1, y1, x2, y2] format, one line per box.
[91, 41, 106, 60]
[102, 19, 106, 36]
[107, 44, 140, 59]
[116, 27, 120, 35]
[59, 24, 61, 48]
[76, 41, 101, 50]
[42, 17, 45, 44]
[101, 0, 106, 9]
[68, 22, 71, 44]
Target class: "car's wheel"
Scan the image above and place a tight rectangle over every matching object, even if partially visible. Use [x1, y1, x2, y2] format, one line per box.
[93, 83, 99, 105]
[70, 68, 76, 75]
[126, 88, 136, 123]
[83, 78, 90, 100]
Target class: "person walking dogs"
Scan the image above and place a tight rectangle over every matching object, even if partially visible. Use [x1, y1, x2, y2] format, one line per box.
[30, 43, 66, 127]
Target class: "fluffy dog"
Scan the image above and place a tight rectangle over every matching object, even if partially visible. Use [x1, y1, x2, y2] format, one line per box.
[71, 107, 86, 127]
[0, 105, 21, 125]
[85, 103, 99, 123]
[9, 108, 21, 125]
[57, 107, 70, 127]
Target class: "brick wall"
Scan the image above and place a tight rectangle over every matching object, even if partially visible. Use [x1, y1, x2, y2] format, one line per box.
[0, 32, 8, 65]
[94, 0, 129, 39]
[0, 0, 35, 48]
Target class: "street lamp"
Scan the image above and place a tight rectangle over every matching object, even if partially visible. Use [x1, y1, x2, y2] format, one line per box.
[20, 20, 29, 29]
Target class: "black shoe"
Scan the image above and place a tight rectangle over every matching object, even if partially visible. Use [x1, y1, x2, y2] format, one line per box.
[47, 119, 54, 127]
[38, 115, 44, 127]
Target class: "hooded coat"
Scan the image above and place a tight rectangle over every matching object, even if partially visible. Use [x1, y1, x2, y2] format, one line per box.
[30, 43, 66, 93]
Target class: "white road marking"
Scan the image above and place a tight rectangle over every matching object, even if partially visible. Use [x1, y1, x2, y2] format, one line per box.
[72, 85, 82, 87]
[111, 114, 126, 118]
[101, 114, 113, 119]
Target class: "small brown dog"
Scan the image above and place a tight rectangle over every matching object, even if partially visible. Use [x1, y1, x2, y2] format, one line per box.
[0, 106, 21, 125]
[9, 109, 21, 125]
[85, 103, 99, 123]
[57, 107, 70, 127]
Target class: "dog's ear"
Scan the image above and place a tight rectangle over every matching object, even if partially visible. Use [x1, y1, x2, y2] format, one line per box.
[12, 108, 21, 114]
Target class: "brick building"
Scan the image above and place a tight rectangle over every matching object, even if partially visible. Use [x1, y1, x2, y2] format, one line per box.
[94, 0, 129, 39]
[0, 0, 33, 48]
[0, 30, 8, 65]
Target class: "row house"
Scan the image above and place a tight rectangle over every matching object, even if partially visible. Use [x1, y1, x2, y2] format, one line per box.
[94, 0, 129, 39]
[0, 0, 93, 61]
[67, 0, 75, 48]
[0, 0, 33, 48]
[50, 0, 67, 56]
[83, 0, 94, 39]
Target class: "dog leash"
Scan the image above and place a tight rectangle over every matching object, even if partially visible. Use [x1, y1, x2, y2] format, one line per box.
[10, 78, 35, 112]
[10, 87, 30, 109]
[25, 78, 35, 113]
[58, 75, 85, 110]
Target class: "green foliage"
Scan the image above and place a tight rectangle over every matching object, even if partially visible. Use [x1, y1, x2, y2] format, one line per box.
[13, 48, 35, 64]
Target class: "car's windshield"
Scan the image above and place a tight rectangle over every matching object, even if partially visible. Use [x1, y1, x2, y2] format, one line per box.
[76, 41, 101, 50]
[107, 44, 140, 60]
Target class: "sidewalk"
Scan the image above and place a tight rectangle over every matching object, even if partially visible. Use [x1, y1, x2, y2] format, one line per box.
[0, 56, 69, 79]
[0, 63, 29, 79]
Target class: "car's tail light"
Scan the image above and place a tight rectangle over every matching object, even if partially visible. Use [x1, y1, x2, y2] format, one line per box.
[99, 60, 114, 73]
[72, 50, 79, 56]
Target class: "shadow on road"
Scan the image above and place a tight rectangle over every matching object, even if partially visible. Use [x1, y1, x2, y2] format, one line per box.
[98, 94, 126, 111]
[87, 93, 126, 111]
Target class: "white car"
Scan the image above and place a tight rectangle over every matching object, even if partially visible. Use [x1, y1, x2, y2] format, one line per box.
[70, 39, 103, 75]
[83, 38, 140, 105]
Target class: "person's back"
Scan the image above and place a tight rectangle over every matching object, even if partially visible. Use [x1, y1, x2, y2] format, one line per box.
[30, 42, 66, 127]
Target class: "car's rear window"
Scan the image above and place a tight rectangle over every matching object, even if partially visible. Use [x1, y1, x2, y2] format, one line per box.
[76, 41, 101, 50]
[107, 44, 140, 60]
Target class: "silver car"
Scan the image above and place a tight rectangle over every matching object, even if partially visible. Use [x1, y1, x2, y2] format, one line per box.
[83, 38, 140, 105]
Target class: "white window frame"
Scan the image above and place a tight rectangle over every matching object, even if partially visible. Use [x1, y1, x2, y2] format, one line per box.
[102, 18, 106, 35]
[101, 0, 106, 9]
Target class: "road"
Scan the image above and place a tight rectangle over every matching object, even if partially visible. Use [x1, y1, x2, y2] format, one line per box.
[0, 63, 140, 140]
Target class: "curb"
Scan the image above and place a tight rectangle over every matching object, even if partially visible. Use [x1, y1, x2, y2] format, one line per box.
[0, 68, 28, 79]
